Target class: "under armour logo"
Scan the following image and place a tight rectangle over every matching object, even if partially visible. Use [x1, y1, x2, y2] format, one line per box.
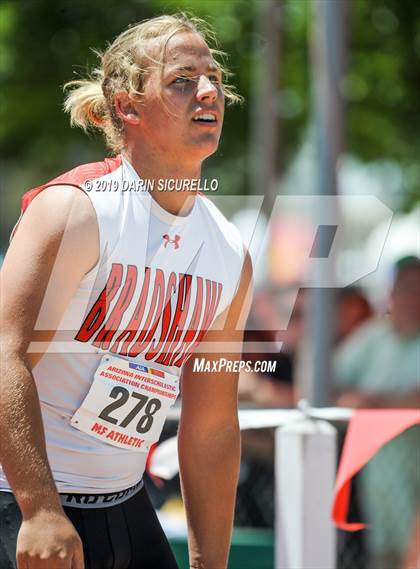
[162, 234, 181, 249]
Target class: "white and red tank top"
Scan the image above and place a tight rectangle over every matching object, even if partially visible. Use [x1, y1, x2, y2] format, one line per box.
[0, 155, 245, 493]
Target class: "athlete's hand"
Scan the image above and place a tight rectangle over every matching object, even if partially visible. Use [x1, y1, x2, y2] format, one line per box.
[16, 509, 84, 569]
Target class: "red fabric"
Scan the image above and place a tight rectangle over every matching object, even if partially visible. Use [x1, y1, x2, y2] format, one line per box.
[332, 409, 420, 531]
[21, 156, 122, 214]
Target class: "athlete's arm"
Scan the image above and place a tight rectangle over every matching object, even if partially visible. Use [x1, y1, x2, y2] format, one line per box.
[0, 185, 98, 569]
[178, 251, 253, 569]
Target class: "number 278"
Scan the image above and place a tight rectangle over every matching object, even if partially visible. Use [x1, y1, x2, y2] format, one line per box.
[99, 386, 162, 434]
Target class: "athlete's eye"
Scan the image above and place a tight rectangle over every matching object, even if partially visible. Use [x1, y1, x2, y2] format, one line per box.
[208, 75, 221, 84]
[172, 76, 192, 85]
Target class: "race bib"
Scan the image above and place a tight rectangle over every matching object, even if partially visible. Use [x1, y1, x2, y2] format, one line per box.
[71, 355, 180, 452]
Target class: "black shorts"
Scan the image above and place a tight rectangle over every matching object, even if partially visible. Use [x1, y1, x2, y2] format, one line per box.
[0, 486, 179, 569]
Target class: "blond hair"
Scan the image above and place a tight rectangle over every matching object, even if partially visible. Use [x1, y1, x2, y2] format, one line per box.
[63, 13, 242, 154]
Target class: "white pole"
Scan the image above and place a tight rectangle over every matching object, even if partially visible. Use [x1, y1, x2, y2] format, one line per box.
[275, 416, 337, 568]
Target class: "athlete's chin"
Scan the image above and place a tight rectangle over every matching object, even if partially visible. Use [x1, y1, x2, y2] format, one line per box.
[188, 136, 221, 160]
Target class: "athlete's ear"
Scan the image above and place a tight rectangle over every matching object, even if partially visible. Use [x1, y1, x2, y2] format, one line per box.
[114, 92, 140, 125]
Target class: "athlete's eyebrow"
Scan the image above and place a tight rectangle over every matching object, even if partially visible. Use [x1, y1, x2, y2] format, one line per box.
[168, 63, 222, 75]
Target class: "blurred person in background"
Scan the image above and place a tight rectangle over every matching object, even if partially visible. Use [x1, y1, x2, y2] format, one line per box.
[334, 256, 420, 569]
[295, 286, 373, 404]
[335, 287, 373, 345]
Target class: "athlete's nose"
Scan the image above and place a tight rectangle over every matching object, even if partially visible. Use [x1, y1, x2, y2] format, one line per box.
[196, 75, 218, 103]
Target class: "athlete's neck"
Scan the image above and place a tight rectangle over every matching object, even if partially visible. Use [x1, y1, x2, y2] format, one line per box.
[122, 146, 201, 217]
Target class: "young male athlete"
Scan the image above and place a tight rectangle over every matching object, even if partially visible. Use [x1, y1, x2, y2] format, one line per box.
[0, 14, 252, 569]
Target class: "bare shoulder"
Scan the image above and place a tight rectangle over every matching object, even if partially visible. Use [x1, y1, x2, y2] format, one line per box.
[7, 184, 99, 280]
[17, 184, 97, 237]
[14, 185, 98, 261]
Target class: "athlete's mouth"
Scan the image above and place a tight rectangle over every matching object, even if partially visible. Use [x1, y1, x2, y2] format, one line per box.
[192, 112, 217, 124]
